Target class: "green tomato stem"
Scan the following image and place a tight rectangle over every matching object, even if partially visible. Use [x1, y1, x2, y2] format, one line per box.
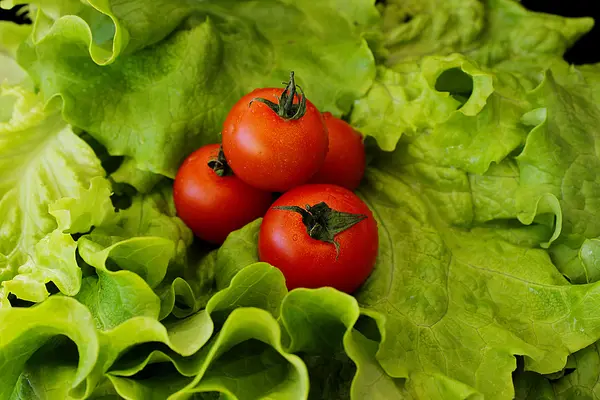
[207, 146, 233, 177]
[251, 71, 307, 120]
[274, 202, 366, 257]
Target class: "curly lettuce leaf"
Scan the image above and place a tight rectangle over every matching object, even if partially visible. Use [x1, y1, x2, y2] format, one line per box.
[78, 185, 192, 290]
[80, 262, 288, 399]
[48, 176, 114, 234]
[2, 230, 80, 304]
[514, 341, 600, 400]
[0, 296, 99, 399]
[110, 157, 164, 194]
[75, 272, 161, 331]
[109, 308, 309, 400]
[0, 21, 32, 89]
[350, 155, 600, 399]
[0, 86, 111, 304]
[516, 65, 600, 283]
[546, 342, 600, 399]
[357, 0, 593, 156]
[351, 54, 530, 176]
[17, 0, 376, 178]
[380, 0, 592, 68]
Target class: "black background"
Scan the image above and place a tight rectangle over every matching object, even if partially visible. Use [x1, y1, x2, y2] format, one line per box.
[0, 1, 598, 64]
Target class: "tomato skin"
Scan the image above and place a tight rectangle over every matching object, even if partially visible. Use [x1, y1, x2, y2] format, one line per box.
[309, 112, 366, 190]
[222, 88, 329, 192]
[173, 144, 273, 244]
[258, 184, 378, 293]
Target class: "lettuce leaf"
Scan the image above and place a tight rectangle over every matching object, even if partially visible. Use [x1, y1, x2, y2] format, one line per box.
[352, 155, 600, 399]
[356, 0, 593, 157]
[0, 85, 111, 304]
[514, 342, 600, 400]
[16, 0, 377, 178]
[516, 66, 600, 283]
[0, 21, 32, 87]
[380, 0, 592, 68]
[78, 185, 192, 288]
[2, 0, 600, 399]
[0, 297, 100, 399]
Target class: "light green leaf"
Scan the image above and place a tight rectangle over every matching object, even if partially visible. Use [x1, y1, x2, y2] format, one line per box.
[19, 0, 376, 177]
[581, 240, 600, 285]
[3, 230, 80, 303]
[353, 161, 600, 399]
[92, 263, 288, 399]
[0, 21, 32, 87]
[78, 185, 192, 289]
[214, 218, 261, 290]
[48, 176, 114, 234]
[379, 0, 485, 65]
[467, 0, 593, 69]
[0, 297, 99, 399]
[75, 272, 160, 331]
[469, 159, 520, 223]
[350, 63, 461, 151]
[344, 330, 410, 400]
[155, 249, 217, 320]
[9, 336, 101, 400]
[78, 235, 175, 290]
[352, 53, 530, 174]
[73, 309, 215, 399]
[514, 341, 600, 400]
[0, 85, 107, 303]
[516, 67, 600, 283]
[110, 157, 164, 194]
[550, 342, 600, 399]
[109, 262, 287, 379]
[167, 308, 309, 400]
[379, 0, 592, 68]
[280, 288, 392, 399]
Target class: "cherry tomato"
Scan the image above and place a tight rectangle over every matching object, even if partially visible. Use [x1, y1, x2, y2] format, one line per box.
[222, 72, 328, 192]
[309, 112, 366, 190]
[258, 184, 378, 293]
[173, 144, 272, 244]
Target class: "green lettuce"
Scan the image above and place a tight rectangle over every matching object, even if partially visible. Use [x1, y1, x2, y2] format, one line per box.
[0, 85, 112, 304]
[516, 67, 600, 284]
[0, 21, 32, 87]
[380, 0, 592, 68]
[2, 0, 600, 399]
[514, 342, 600, 399]
[14, 0, 377, 178]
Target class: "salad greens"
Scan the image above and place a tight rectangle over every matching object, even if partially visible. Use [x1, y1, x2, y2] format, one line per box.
[1, 0, 600, 399]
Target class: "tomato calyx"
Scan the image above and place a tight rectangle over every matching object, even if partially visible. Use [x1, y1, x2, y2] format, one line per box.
[207, 146, 232, 177]
[274, 202, 366, 256]
[251, 71, 307, 120]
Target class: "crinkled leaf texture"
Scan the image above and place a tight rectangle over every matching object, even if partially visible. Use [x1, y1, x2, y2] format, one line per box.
[355, 0, 593, 153]
[15, 0, 377, 178]
[3, 1, 600, 400]
[0, 85, 112, 304]
[380, 0, 592, 67]
[516, 66, 600, 284]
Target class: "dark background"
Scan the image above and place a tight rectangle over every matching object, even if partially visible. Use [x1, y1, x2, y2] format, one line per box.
[1, 1, 598, 64]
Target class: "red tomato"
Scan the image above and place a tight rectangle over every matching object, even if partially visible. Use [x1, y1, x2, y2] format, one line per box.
[222, 73, 328, 192]
[173, 144, 272, 244]
[258, 184, 378, 293]
[309, 112, 366, 190]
